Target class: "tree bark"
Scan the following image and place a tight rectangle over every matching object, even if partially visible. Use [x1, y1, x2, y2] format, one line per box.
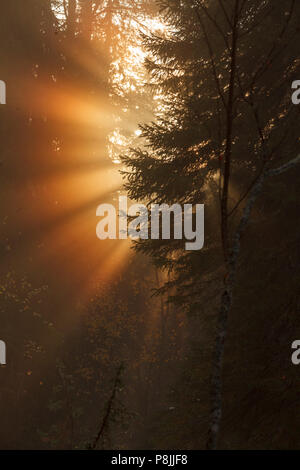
[207, 154, 300, 449]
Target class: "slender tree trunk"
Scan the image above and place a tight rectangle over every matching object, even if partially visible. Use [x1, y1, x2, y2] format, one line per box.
[221, 0, 240, 261]
[207, 155, 300, 449]
[66, 0, 77, 38]
[79, 0, 93, 40]
[206, 280, 232, 450]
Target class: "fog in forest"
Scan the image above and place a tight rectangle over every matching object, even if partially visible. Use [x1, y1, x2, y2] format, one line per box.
[0, 0, 299, 450]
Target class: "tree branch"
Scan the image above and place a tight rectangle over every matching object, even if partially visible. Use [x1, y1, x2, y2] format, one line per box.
[89, 364, 123, 450]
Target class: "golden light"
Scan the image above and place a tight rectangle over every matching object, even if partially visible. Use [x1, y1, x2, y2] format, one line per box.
[5, 5, 168, 307]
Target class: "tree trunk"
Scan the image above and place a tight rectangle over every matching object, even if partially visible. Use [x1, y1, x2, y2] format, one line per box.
[207, 155, 300, 449]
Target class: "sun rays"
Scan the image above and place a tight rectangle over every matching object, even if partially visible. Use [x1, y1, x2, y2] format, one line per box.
[5, 73, 132, 300]
[2, 3, 169, 305]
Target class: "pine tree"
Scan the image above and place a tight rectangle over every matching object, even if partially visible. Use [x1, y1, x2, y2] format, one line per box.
[121, 0, 300, 448]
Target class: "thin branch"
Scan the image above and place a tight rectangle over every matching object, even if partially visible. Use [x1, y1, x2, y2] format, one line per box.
[249, 0, 295, 89]
[220, 0, 240, 260]
[197, 0, 230, 50]
[266, 154, 300, 177]
[89, 364, 123, 450]
[193, 5, 227, 111]
[217, 0, 232, 29]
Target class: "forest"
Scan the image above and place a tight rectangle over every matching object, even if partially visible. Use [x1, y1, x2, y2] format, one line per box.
[0, 0, 299, 451]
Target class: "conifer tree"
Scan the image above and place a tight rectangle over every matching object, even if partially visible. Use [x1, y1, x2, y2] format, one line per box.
[121, 0, 300, 448]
